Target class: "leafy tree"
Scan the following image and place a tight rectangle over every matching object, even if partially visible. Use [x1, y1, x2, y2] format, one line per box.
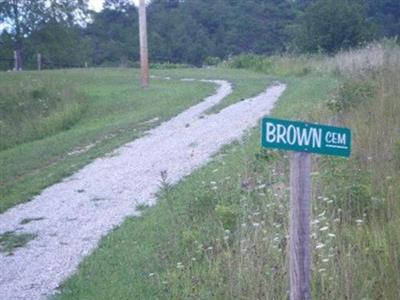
[295, 0, 374, 53]
[103, 0, 132, 12]
[2, 0, 398, 69]
[0, 0, 89, 69]
[366, 0, 400, 38]
[0, 31, 14, 70]
[29, 22, 91, 68]
[86, 1, 139, 66]
[147, 0, 295, 65]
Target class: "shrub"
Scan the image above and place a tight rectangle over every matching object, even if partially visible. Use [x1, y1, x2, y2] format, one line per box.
[225, 54, 316, 76]
[215, 204, 239, 231]
[295, 0, 373, 53]
[327, 80, 375, 113]
[203, 56, 221, 66]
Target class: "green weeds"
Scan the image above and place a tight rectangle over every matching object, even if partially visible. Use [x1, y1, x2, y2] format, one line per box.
[0, 77, 86, 150]
[0, 231, 37, 255]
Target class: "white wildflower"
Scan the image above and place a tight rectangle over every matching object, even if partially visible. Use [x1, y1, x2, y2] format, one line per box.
[355, 219, 364, 225]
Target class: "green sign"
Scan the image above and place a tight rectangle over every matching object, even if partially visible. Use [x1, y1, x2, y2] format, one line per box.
[261, 118, 351, 157]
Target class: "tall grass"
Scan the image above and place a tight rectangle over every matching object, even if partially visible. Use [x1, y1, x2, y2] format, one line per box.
[0, 76, 86, 150]
[159, 44, 400, 298]
[223, 54, 322, 77]
[312, 42, 400, 298]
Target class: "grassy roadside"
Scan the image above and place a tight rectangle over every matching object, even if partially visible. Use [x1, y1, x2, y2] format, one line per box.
[54, 73, 340, 300]
[55, 43, 400, 299]
[0, 68, 273, 213]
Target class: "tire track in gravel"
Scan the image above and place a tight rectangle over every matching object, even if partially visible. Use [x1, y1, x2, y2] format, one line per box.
[0, 79, 286, 300]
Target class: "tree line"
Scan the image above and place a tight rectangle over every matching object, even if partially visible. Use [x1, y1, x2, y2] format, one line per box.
[0, 0, 399, 70]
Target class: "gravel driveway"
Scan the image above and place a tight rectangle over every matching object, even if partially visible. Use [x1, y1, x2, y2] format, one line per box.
[0, 79, 286, 300]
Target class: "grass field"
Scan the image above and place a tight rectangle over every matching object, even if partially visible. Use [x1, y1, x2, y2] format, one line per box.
[0, 68, 273, 213]
[54, 43, 400, 299]
[2, 42, 399, 299]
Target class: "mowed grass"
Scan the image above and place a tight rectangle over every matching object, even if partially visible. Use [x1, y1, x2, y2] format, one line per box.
[0, 68, 273, 213]
[154, 68, 275, 114]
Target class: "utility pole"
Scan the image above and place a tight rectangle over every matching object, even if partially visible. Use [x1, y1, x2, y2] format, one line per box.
[138, 0, 149, 88]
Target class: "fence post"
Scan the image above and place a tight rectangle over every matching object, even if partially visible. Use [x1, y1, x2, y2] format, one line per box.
[15, 49, 22, 71]
[13, 51, 17, 71]
[37, 53, 42, 71]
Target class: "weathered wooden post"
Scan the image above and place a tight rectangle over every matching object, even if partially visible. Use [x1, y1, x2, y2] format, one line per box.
[14, 49, 22, 71]
[290, 152, 312, 300]
[13, 50, 17, 71]
[261, 117, 351, 300]
[37, 53, 42, 71]
[138, 0, 149, 88]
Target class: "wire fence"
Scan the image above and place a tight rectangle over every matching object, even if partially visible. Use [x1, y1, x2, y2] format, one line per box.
[0, 55, 89, 70]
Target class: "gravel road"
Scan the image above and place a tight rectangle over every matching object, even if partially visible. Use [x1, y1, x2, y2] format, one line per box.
[0, 79, 286, 300]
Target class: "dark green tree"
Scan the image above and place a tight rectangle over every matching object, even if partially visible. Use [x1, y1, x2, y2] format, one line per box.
[0, 31, 14, 70]
[86, 1, 138, 66]
[29, 22, 91, 68]
[295, 0, 374, 53]
[366, 0, 400, 38]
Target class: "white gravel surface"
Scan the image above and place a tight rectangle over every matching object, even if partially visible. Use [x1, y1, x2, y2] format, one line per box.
[0, 79, 286, 300]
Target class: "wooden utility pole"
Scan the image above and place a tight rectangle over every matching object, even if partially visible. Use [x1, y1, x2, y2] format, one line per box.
[138, 0, 149, 88]
[289, 152, 312, 300]
[37, 53, 42, 71]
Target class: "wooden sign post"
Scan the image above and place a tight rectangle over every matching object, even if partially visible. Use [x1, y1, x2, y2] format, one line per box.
[261, 117, 351, 300]
[138, 0, 149, 88]
[290, 152, 312, 300]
